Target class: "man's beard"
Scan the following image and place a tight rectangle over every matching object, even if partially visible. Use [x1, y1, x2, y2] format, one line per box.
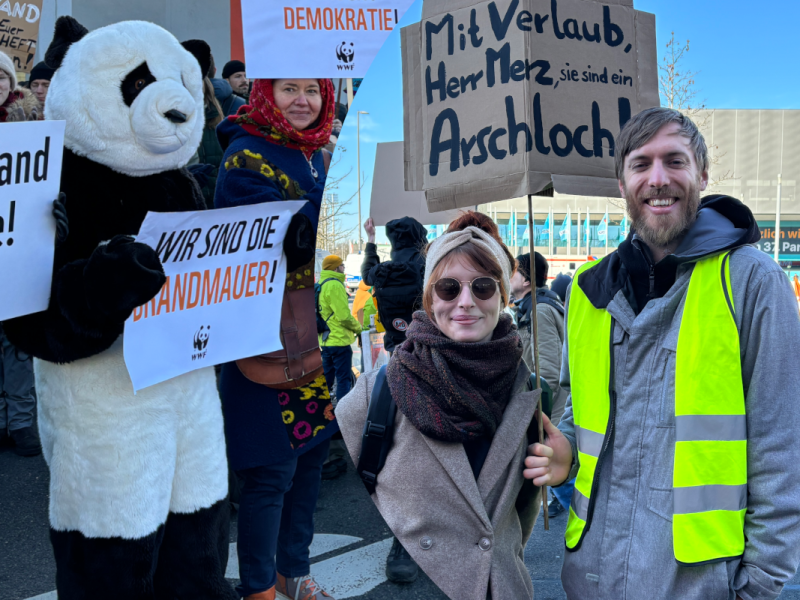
[624, 183, 702, 248]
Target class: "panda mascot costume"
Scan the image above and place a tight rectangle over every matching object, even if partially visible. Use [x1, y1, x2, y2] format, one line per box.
[1, 17, 254, 599]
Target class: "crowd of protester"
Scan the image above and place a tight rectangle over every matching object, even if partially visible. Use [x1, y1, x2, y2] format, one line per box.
[5, 32, 800, 600]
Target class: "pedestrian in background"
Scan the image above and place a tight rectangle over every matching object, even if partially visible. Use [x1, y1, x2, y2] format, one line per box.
[318, 255, 361, 403]
[0, 51, 40, 123]
[0, 51, 41, 457]
[28, 61, 55, 117]
[361, 216, 427, 354]
[215, 77, 337, 600]
[223, 59, 249, 101]
[338, 213, 540, 600]
[208, 53, 246, 117]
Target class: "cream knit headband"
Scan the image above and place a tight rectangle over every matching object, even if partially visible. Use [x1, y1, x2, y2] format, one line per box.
[423, 226, 512, 300]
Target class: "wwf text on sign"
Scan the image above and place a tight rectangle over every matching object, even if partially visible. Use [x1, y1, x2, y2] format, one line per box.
[402, 0, 659, 211]
[241, 0, 416, 78]
[123, 201, 304, 392]
[0, 120, 64, 320]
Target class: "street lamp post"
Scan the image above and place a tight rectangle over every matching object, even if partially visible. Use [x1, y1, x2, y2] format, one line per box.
[357, 110, 369, 253]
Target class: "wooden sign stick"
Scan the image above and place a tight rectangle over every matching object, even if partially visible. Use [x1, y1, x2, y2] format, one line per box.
[527, 194, 549, 531]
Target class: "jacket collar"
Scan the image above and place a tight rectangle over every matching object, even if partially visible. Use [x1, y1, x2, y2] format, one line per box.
[319, 269, 345, 283]
[578, 195, 760, 310]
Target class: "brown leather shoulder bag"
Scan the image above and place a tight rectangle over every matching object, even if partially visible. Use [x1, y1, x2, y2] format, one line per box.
[236, 264, 323, 389]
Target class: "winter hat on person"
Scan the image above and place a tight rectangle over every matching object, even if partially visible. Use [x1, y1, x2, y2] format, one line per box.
[29, 61, 55, 82]
[222, 59, 245, 79]
[423, 226, 512, 299]
[0, 51, 17, 90]
[322, 255, 343, 271]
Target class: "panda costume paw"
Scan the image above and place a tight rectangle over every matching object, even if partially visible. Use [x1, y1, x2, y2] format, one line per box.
[2, 17, 237, 599]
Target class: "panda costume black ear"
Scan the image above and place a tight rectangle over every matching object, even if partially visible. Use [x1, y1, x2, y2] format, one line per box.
[181, 39, 212, 81]
[45, 16, 89, 70]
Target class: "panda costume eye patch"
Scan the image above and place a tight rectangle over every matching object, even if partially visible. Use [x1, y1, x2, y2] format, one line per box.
[121, 62, 157, 106]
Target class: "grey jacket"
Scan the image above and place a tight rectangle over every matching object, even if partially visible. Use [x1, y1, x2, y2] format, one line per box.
[516, 289, 568, 425]
[557, 199, 800, 600]
[337, 364, 542, 600]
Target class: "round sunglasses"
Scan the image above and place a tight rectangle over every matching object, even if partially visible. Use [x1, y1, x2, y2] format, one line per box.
[432, 277, 500, 302]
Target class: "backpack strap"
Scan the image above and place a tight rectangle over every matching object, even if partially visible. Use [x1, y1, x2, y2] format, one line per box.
[357, 365, 397, 495]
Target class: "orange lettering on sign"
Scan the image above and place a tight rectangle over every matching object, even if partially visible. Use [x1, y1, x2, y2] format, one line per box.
[306, 7, 322, 29]
[345, 8, 355, 29]
[322, 7, 334, 30]
[284, 7, 295, 29]
[131, 261, 275, 321]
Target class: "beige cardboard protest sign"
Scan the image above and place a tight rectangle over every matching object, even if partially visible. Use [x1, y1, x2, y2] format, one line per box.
[402, 0, 658, 211]
[370, 141, 464, 226]
[0, 0, 44, 73]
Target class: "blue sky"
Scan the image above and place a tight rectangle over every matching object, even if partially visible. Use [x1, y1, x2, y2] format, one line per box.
[328, 0, 800, 244]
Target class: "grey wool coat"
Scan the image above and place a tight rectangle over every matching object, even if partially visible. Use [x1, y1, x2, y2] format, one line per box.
[336, 363, 542, 600]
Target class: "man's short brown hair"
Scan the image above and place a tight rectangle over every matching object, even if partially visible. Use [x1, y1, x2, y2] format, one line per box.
[614, 107, 709, 181]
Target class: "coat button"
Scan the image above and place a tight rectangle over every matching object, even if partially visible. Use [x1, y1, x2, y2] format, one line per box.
[419, 536, 433, 550]
[479, 537, 492, 551]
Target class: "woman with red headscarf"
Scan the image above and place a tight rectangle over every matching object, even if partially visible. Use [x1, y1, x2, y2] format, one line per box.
[215, 79, 337, 600]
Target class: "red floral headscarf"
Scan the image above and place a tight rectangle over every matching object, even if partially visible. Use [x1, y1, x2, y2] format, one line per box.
[230, 78, 335, 160]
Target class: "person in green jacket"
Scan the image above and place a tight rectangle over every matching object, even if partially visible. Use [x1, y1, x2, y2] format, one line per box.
[318, 255, 361, 401]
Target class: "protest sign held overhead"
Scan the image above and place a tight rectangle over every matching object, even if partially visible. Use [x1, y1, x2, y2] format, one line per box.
[402, 0, 658, 212]
[0, 0, 43, 73]
[370, 141, 464, 226]
[123, 201, 304, 392]
[241, 0, 415, 78]
[0, 120, 64, 320]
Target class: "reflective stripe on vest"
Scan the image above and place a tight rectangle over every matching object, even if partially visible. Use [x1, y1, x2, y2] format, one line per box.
[566, 252, 747, 565]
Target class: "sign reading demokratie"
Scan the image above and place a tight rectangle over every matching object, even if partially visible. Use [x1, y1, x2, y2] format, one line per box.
[123, 201, 304, 392]
[402, 0, 659, 211]
[242, 0, 416, 78]
[0, 0, 43, 73]
[0, 120, 64, 320]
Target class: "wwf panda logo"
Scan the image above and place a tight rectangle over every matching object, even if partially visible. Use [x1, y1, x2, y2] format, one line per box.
[392, 318, 408, 332]
[193, 325, 210, 351]
[336, 41, 355, 64]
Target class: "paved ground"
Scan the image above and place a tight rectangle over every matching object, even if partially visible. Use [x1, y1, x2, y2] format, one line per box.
[4, 434, 800, 600]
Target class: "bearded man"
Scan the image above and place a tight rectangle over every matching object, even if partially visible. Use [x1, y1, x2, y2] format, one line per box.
[524, 107, 800, 600]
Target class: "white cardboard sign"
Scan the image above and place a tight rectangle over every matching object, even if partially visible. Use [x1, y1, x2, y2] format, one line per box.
[123, 201, 305, 391]
[0, 120, 64, 320]
[402, 0, 659, 211]
[241, 0, 416, 78]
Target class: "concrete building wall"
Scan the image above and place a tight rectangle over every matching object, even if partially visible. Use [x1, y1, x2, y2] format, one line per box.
[35, 0, 231, 72]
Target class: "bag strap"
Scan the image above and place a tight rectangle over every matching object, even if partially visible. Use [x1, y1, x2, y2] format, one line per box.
[280, 289, 305, 381]
[357, 365, 397, 495]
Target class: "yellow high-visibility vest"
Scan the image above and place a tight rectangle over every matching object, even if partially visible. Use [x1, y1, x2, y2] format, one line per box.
[566, 251, 746, 565]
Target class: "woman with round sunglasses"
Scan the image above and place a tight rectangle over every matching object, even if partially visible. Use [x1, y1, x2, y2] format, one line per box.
[336, 212, 541, 600]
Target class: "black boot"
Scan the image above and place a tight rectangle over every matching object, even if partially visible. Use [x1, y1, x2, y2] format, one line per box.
[10, 426, 41, 457]
[548, 495, 566, 518]
[386, 536, 418, 583]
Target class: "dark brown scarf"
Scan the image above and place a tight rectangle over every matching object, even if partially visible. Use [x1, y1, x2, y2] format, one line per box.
[387, 311, 523, 442]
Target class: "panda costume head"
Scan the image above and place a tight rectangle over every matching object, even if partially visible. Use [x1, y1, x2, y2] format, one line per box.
[46, 17, 209, 176]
